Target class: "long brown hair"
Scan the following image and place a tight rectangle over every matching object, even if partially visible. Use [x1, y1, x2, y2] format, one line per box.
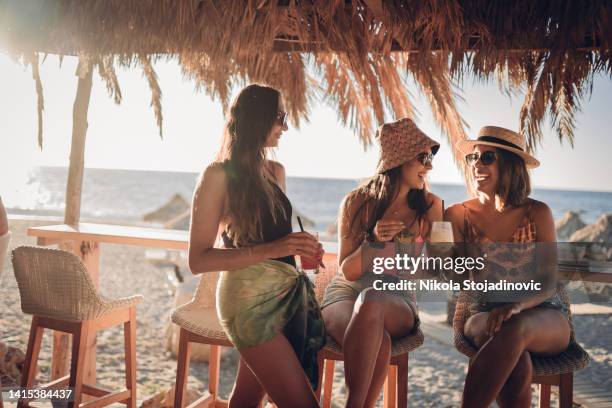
[216, 84, 286, 246]
[346, 166, 432, 239]
[495, 148, 531, 210]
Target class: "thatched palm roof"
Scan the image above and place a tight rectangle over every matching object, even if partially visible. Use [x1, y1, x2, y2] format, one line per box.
[2, 0, 611, 171]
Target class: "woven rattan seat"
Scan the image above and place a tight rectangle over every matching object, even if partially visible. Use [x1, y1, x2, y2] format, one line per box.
[323, 328, 424, 357]
[453, 290, 590, 375]
[12, 246, 143, 322]
[170, 270, 231, 344]
[172, 270, 233, 408]
[453, 288, 590, 407]
[11, 245, 143, 407]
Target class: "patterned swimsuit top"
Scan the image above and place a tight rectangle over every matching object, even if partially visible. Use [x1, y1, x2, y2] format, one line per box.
[462, 201, 537, 277]
[462, 202, 536, 244]
[461, 201, 566, 312]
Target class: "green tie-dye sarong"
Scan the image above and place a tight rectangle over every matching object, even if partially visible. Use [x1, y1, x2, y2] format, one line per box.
[216, 260, 326, 389]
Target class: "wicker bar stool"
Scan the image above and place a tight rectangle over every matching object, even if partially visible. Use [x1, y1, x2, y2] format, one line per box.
[11, 246, 143, 408]
[313, 260, 424, 408]
[453, 289, 590, 408]
[170, 270, 235, 408]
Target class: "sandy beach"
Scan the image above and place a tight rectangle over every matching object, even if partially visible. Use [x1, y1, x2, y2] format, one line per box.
[1, 218, 610, 407]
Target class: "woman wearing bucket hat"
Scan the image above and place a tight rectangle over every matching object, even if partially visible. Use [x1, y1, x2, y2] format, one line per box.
[446, 126, 570, 407]
[321, 118, 443, 407]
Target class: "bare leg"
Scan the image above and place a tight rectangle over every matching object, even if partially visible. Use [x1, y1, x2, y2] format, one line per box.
[363, 331, 391, 408]
[497, 351, 532, 408]
[343, 289, 415, 408]
[228, 359, 266, 408]
[321, 300, 354, 345]
[238, 333, 319, 408]
[462, 308, 570, 408]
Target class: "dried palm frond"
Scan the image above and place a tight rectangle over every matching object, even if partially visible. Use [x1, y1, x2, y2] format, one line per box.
[139, 54, 163, 138]
[96, 56, 122, 105]
[25, 52, 44, 149]
[1, 0, 610, 179]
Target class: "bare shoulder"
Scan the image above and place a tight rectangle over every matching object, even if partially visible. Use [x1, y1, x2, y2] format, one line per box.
[526, 198, 553, 224]
[341, 190, 367, 213]
[338, 191, 369, 230]
[194, 162, 227, 200]
[525, 199, 555, 241]
[267, 160, 285, 178]
[426, 192, 443, 209]
[425, 192, 443, 220]
[527, 198, 552, 215]
[444, 202, 466, 222]
[199, 162, 226, 185]
[426, 192, 442, 207]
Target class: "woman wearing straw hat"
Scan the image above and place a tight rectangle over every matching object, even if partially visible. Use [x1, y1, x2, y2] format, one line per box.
[321, 118, 443, 407]
[446, 126, 570, 407]
[189, 84, 325, 408]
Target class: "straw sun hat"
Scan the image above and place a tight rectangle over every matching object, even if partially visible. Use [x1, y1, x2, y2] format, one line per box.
[375, 118, 440, 174]
[457, 126, 540, 168]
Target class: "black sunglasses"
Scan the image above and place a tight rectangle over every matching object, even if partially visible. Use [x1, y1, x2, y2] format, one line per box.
[276, 111, 288, 127]
[416, 152, 434, 165]
[465, 151, 498, 166]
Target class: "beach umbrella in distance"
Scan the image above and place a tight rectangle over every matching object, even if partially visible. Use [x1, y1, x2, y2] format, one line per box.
[1, 0, 610, 222]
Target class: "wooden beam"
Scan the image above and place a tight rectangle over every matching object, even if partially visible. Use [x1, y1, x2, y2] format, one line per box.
[271, 34, 602, 53]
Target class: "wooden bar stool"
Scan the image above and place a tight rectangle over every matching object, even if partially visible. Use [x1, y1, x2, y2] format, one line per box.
[11, 246, 143, 408]
[312, 259, 424, 408]
[171, 271, 236, 408]
[171, 270, 280, 408]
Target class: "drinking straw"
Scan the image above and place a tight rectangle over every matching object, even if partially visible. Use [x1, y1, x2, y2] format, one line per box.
[297, 216, 305, 232]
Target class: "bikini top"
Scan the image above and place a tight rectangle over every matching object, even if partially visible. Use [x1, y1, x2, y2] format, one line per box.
[222, 182, 296, 267]
[462, 202, 536, 244]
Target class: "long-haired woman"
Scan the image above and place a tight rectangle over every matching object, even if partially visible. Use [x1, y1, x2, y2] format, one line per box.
[446, 126, 570, 408]
[188, 84, 325, 408]
[321, 118, 443, 407]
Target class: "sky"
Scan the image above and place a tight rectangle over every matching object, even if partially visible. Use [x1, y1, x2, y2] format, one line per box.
[1, 53, 611, 192]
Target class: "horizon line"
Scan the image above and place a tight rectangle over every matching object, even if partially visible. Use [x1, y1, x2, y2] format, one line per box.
[33, 164, 612, 194]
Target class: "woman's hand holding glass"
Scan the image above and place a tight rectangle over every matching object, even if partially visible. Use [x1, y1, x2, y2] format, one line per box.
[267, 232, 324, 266]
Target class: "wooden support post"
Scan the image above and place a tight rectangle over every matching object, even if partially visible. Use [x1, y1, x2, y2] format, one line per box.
[65, 58, 93, 226]
[51, 59, 94, 382]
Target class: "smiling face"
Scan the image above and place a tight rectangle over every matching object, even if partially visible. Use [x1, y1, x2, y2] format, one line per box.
[470, 145, 500, 193]
[264, 97, 288, 147]
[400, 147, 434, 190]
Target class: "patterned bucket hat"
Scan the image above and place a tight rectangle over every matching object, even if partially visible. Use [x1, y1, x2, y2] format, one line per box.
[375, 118, 440, 173]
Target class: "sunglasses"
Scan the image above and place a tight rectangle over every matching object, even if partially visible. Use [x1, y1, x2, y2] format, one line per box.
[276, 111, 288, 127]
[416, 152, 434, 165]
[465, 151, 498, 166]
